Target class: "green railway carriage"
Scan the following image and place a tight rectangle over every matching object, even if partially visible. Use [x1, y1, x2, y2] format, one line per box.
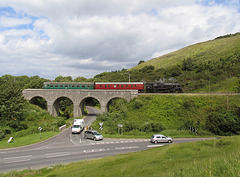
[43, 82, 94, 89]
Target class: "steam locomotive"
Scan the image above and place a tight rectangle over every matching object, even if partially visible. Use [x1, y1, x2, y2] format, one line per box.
[43, 81, 182, 93]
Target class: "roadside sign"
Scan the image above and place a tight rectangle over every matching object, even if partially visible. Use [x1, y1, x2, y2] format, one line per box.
[7, 137, 15, 143]
[99, 122, 103, 130]
[38, 127, 42, 139]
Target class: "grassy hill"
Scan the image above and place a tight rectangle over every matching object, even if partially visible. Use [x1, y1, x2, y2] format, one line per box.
[132, 33, 240, 70]
[93, 33, 240, 92]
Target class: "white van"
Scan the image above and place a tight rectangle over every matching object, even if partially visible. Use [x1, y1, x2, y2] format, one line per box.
[71, 119, 85, 134]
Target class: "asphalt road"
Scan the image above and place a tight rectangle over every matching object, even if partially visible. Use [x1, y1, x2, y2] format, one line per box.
[0, 107, 215, 173]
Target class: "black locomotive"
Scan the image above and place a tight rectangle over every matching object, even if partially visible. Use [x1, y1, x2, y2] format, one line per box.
[145, 82, 182, 93]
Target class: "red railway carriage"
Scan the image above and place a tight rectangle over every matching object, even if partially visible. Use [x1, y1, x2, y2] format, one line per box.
[95, 82, 144, 90]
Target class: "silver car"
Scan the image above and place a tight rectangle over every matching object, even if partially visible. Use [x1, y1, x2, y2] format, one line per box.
[150, 134, 172, 143]
[84, 130, 103, 141]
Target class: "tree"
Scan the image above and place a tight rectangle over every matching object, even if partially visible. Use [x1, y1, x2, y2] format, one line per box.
[237, 75, 240, 93]
[25, 76, 48, 89]
[54, 76, 73, 82]
[182, 58, 196, 71]
[139, 65, 155, 73]
[138, 60, 145, 65]
[0, 79, 26, 126]
[74, 77, 88, 82]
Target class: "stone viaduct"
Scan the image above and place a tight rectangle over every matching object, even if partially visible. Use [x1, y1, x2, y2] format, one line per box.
[22, 89, 139, 118]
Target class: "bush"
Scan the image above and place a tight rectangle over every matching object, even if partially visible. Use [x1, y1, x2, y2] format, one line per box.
[0, 130, 5, 140]
[206, 107, 240, 135]
[124, 121, 138, 132]
[7, 120, 20, 130]
[56, 118, 66, 127]
[4, 128, 11, 134]
[139, 122, 165, 133]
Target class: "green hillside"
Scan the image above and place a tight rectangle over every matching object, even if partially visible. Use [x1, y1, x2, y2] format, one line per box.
[132, 33, 240, 70]
[91, 94, 240, 137]
[93, 33, 240, 92]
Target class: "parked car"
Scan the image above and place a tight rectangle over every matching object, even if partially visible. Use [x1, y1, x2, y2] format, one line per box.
[84, 130, 103, 141]
[150, 134, 173, 143]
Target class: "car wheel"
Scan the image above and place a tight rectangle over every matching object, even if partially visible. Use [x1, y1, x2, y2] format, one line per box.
[84, 135, 87, 139]
[168, 140, 172, 143]
[94, 137, 96, 141]
[154, 140, 158, 144]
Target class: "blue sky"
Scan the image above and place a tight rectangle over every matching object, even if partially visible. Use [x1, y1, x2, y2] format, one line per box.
[0, 7, 32, 29]
[0, 0, 239, 79]
[199, 0, 240, 11]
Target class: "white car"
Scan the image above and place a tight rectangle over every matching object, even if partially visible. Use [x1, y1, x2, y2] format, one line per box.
[150, 134, 173, 143]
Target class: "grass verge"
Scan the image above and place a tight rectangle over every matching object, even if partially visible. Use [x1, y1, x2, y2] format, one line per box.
[0, 131, 58, 149]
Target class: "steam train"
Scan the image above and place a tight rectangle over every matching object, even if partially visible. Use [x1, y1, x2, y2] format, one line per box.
[43, 82, 182, 93]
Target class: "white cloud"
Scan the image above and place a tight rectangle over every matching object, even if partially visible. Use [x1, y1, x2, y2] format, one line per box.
[0, 0, 240, 79]
[0, 35, 5, 44]
[0, 16, 32, 27]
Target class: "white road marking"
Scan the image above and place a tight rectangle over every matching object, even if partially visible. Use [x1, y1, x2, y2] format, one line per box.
[4, 155, 32, 160]
[115, 146, 139, 150]
[87, 139, 149, 146]
[34, 147, 49, 150]
[45, 152, 70, 158]
[70, 138, 75, 145]
[147, 144, 164, 147]
[83, 149, 106, 153]
[4, 159, 31, 164]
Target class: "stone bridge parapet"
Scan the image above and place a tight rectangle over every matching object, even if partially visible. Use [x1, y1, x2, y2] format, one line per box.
[22, 89, 138, 117]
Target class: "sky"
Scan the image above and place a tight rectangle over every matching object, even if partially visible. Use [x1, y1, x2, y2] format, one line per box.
[0, 0, 240, 80]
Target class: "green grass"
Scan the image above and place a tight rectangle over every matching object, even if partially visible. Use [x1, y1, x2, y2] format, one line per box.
[193, 76, 239, 93]
[0, 131, 58, 149]
[2, 136, 239, 177]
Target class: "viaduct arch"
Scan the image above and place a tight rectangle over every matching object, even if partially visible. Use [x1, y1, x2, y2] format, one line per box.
[22, 89, 138, 118]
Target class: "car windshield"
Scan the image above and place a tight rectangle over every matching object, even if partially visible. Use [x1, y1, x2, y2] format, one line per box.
[94, 132, 101, 135]
[73, 125, 80, 128]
